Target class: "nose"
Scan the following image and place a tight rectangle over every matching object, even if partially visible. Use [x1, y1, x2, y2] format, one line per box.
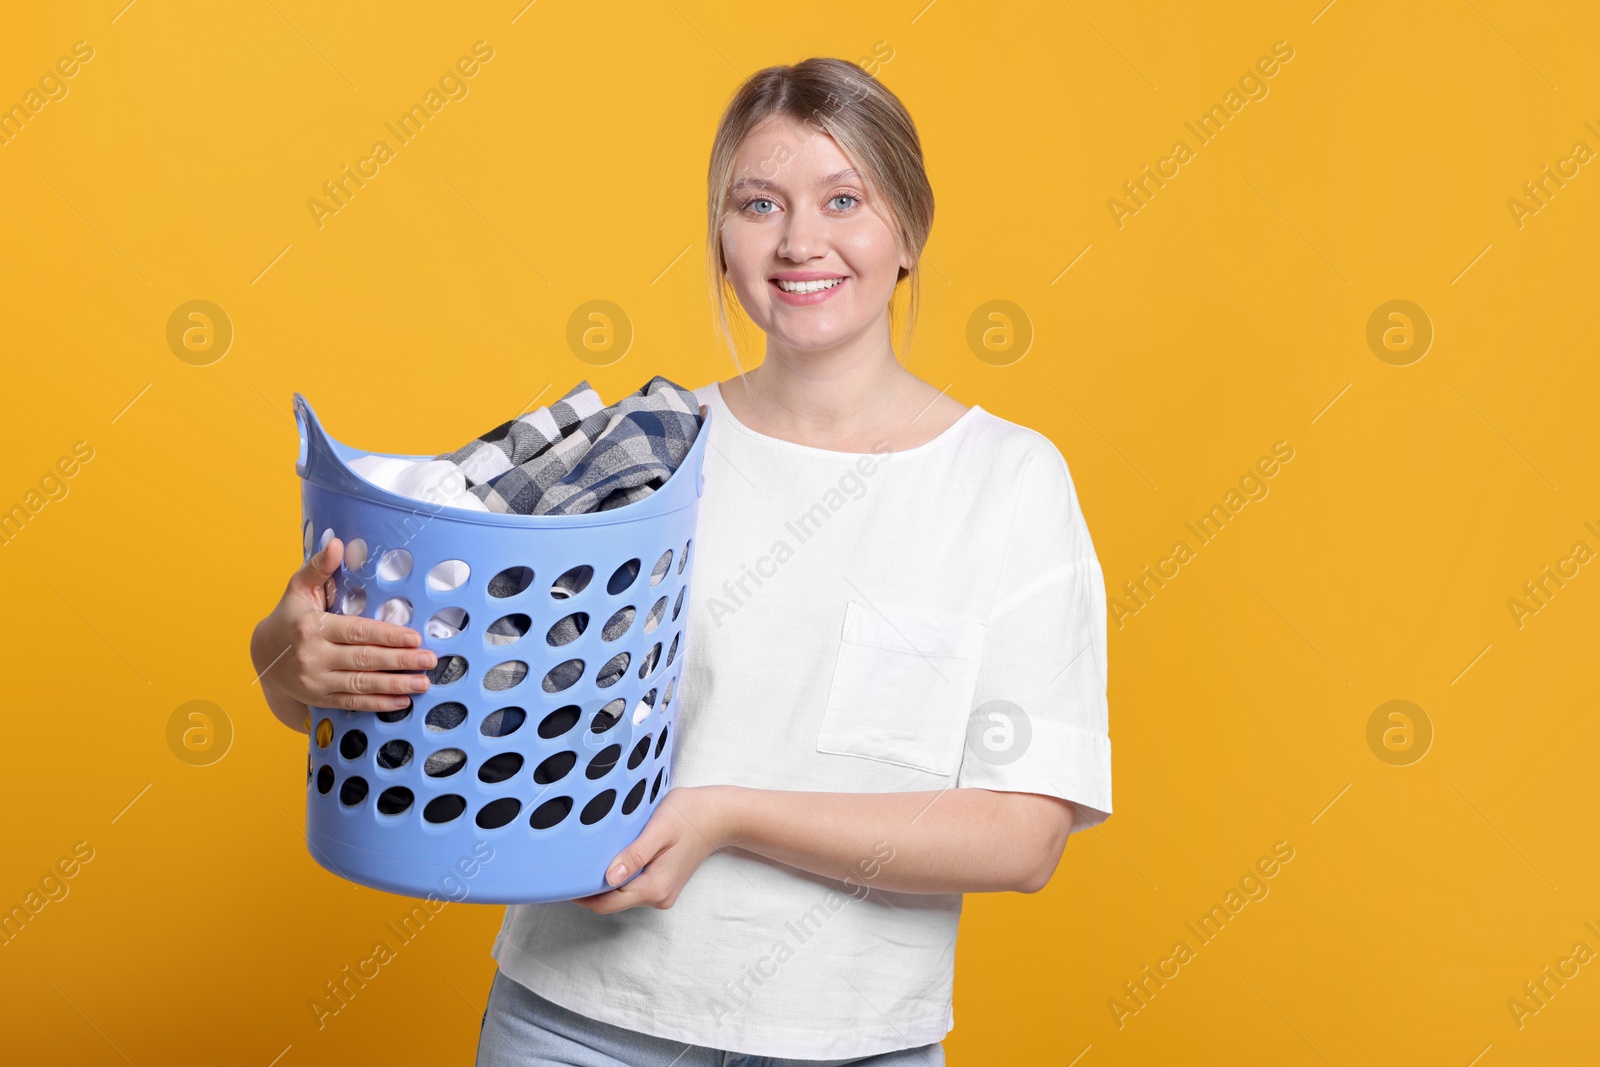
[776, 205, 824, 264]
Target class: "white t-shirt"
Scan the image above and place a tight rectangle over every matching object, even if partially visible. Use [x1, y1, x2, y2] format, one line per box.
[490, 379, 1114, 1058]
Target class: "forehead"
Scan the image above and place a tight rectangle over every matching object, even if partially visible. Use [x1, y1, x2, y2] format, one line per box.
[730, 116, 856, 190]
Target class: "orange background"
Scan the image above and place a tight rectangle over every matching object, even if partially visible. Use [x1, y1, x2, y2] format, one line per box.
[3, 1, 1597, 1063]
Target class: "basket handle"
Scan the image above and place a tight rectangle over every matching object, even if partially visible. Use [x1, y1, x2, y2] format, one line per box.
[293, 392, 380, 496]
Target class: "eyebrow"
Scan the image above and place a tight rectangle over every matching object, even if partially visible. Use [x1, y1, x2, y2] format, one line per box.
[729, 168, 861, 196]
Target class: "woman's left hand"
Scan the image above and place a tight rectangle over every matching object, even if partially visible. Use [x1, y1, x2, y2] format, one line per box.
[571, 785, 740, 914]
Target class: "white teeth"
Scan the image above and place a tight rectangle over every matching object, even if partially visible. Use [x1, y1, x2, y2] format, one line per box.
[775, 277, 844, 293]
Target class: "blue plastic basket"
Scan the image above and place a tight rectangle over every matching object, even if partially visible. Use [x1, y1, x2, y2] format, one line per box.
[292, 391, 710, 904]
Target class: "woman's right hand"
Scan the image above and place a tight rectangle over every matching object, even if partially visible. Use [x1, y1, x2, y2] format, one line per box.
[250, 535, 436, 732]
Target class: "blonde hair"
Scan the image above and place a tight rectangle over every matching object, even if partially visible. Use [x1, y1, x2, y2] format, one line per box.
[705, 57, 934, 371]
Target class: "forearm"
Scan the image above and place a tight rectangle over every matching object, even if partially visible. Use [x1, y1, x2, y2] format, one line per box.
[717, 785, 1073, 895]
[251, 618, 308, 734]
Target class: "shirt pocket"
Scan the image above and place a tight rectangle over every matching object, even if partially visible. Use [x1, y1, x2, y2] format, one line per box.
[815, 599, 987, 777]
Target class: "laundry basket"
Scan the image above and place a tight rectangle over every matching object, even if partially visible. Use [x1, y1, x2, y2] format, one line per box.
[292, 391, 711, 905]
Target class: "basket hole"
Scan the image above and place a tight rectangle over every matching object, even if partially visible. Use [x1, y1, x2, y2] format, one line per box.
[662, 676, 676, 708]
[655, 723, 670, 759]
[302, 519, 314, 556]
[542, 659, 584, 693]
[628, 735, 651, 771]
[485, 660, 529, 692]
[377, 700, 412, 724]
[481, 706, 525, 738]
[636, 643, 660, 680]
[538, 705, 582, 739]
[650, 768, 664, 802]
[478, 752, 524, 784]
[488, 565, 534, 598]
[534, 750, 577, 785]
[621, 778, 648, 815]
[530, 796, 572, 830]
[340, 776, 368, 806]
[631, 691, 655, 725]
[487, 613, 531, 646]
[476, 798, 522, 830]
[580, 789, 616, 825]
[345, 538, 369, 572]
[377, 740, 413, 769]
[672, 587, 685, 621]
[307, 753, 313, 784]
[377, 597, 413, 625]
[319, 527, 335, 552]
[315, 718, 333, 749]
[665, 633, 679, 667]
[547, 612, 588, 647]
[591, 698, 626, 734]
[650, 550, 672, 586]
[377, 786, 414, 815]
[316, 765, 334, 794]
[340, 585, 367, 616]
[424, 702, 468, 732]
[427, 559, 470, 593]
[428, 655, 469, 686]
[586, 744, 622, 780]
[678, 539, 691, 574]
[424, 794, 467, 824]
[644, 597, 667, 634]
[424, 748, 467, 777]
[427, 607, 469, 639]
[552, 565, 592, 600]
[601, 607, 636, 642]
[377, 549, 413, 582]
[339, 729, 368, 760]
[607, 559, 640, 595]
[596, 652, 629, 688]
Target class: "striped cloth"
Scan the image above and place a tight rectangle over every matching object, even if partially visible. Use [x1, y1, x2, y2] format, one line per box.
[434, 375, 703, 516]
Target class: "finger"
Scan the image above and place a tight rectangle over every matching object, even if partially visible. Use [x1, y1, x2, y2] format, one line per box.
[326, 670, 431, 697]
[323, 614, 423, 649]
[323, 641, 434, 673]
[321, 692, 414, 713]
[604, 833, 666, 888]
[295, 537, 343, 598]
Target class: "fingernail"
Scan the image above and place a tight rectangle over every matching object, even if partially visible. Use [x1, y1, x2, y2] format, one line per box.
[418, 652, 437, 668]
[411, 676, 430, 692]
[606, 863, 626, 886]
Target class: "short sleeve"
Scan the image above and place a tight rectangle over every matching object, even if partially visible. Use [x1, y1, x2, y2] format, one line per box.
[956, 439, 1113, 836]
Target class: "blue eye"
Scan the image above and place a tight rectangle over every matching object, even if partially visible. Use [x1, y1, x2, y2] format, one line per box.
[830, 194, 859, 211]
[745, 198, 776, 215]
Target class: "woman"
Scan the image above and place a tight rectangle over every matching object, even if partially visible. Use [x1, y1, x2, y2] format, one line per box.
[251, 57, 1112, 1066]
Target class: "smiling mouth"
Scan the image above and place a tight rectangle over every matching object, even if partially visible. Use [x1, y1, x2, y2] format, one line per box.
[771, 277, 846, 294]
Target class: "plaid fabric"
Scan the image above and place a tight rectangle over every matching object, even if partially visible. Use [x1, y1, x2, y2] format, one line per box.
[433, 375, 703, 516]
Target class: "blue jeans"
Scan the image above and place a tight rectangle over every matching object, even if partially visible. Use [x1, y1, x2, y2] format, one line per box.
[475, 969, 946, 1067]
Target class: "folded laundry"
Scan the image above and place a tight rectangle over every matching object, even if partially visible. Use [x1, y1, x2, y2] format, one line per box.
[347, 375, 702, 517]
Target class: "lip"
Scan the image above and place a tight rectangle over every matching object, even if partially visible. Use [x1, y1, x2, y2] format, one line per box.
[769, 275, 848, 306]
